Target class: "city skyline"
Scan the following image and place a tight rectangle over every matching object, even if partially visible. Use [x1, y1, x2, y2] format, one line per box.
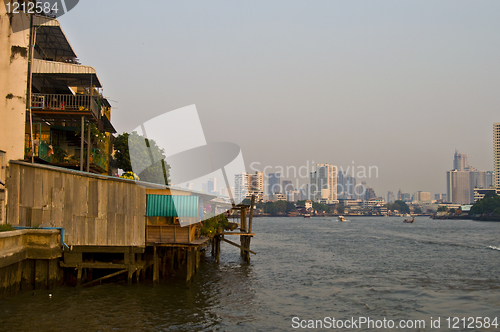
[56, 1, 500, 197]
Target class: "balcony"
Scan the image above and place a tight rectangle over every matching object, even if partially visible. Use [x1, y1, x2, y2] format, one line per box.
[27, 141, 108, 173]
[31, 93, 99, 121]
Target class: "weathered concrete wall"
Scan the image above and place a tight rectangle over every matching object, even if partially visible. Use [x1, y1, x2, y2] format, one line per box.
[7, 161, 147, 247]
[0, 2, 30, 167]
[0, 229, 62, 298]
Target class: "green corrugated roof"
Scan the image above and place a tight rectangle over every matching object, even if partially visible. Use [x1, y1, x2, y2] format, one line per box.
[146, 195, 199, 217]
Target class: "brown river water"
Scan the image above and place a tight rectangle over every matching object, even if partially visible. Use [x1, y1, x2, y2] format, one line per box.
[0, 216, 499, 331]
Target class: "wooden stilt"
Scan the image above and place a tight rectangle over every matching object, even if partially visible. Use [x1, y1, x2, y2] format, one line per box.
[195, 248, 200, 271]
[169, 249, 175, 275]
[162, 248, 168, 277]
[76, 267, 82, 287]
[153, 246, 159, 284]
[186, 247, 193, 282]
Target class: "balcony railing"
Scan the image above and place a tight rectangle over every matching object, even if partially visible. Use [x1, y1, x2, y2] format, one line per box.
[31, 93, 99, 119]
[27, 141, 107, 172]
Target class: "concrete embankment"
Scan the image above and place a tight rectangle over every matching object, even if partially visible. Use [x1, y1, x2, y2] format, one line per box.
[0, 229, 62, 299]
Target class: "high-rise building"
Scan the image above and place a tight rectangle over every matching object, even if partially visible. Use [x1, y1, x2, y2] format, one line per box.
[397, 189, 402, 201]
[447, 170, 471, 204]
[267, 173, 281, 195]
[207, 178, 216, 194]
[234, 173, 249, 203]
[316, 164, 337, 201]
[337, 171, 346, 198]
[235, 172, 264, 203]
[387, 191, 395, 203]
[401, 193, 411, 202]
[494, 123, 500, 188]
[364, 187, 377, 200]
[454, 150, 468, 171]
[486, 171, 494, 188]
[447, 149, 493, 204]
[282, 180, 293, 193]
[414, 191, 431, 203]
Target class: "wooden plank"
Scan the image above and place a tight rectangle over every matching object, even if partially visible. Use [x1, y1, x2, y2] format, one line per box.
[97, 179, 108, 219]
[19, 206, 31, 227]
[88, 180, 98, 217]
[116, 214, 125, 246]
[107, 212, 116, 245]
[20, 166, 35, 208]
[107, 181, 116, 213]
[75, 216, 86, 246]
[6, 163, 20, 225]
[51, 187, 64, 228]
[86, 217, 96, 245]
[33, 168, 43, 208]
[31, 208, 43, 227]
[221, 237, 256, 255]
[82, 269, 128, 287]
[95, 218, 106, 245]
[63, 173, 74, 243]
[41, 169, 51, 211]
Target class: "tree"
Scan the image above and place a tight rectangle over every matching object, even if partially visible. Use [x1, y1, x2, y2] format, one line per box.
[336, 204, 345, 215]
[286, 201, 296, 213]
[393, 200, 410, 214]
[113, 132, 170, 185]
[437, 206, 447, 212]
[470, 192, 500, 215]
[312, 202, 329, 212]
[414, 206, 423, 214]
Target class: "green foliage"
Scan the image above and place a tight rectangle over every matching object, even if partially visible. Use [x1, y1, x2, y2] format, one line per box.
[76, 123, 106, 150]
[286, 201, 296, 213]
[296, 200, 306, 206]
[414, 206, 423, 214]
[113, 132, 170, 185]
[201, 214, 229, 237]
[113, 133, 131, 171]
[0, 224, 15, 232]
[437, 206, 447, 212]
[471, 192, 500, 215]
[386, 200, 410, 214]
[52, 146, 67, 162]
[312, 202, 329, 212]
[336, 204, 345, 214]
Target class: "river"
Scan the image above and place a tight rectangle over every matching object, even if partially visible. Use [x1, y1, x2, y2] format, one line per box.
[1, 216, 499, 331]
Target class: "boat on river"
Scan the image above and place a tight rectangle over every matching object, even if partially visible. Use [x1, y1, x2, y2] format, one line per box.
[304, 213, 311, 218]
[338, 216, 345, 222]
[403, 217, 415, 223]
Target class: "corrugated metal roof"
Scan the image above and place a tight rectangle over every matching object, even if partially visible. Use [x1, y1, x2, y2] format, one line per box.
[146, 195, 199, 217]
[33, 59, 102, 87]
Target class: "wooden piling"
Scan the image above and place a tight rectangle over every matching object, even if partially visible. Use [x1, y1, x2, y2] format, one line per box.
[153, 246, 159, 284]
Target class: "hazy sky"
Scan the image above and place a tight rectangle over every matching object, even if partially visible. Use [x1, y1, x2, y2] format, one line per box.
[59, 1, 500, 197]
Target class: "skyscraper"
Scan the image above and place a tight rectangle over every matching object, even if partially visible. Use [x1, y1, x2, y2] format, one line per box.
[310, 164, 337, 201]
[235, 172, 264, 203]
[282, 180, 293, 193]
[453, 150, 468, 171]
[267, 173, 281, 195]
[447, 170, 471, 204]
[207, 178, 216, 194]
[494, 123, 500, 188]
[447, 149, 492, 204]
[387, 191, 395, 203]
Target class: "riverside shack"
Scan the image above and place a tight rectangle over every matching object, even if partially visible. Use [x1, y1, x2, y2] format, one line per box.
[3, 161, 220, 289]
